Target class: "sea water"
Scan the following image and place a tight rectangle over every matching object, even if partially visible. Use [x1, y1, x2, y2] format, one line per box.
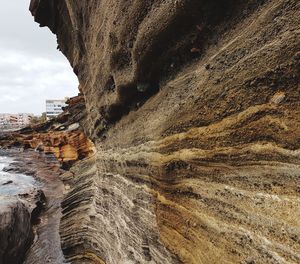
[0, 155, 36, 196]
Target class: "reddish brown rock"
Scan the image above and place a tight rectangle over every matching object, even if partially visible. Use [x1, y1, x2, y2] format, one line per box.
[0, 95, 95, 167]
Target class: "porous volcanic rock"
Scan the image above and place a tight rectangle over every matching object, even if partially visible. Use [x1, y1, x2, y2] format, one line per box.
[30, 0, 300, 264]
[0, 95, 95, 168]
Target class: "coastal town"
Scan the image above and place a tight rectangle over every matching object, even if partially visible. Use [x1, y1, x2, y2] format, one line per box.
[0, 99, 66, 131]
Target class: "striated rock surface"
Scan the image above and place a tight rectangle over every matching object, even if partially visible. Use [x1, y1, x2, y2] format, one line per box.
[30, 0, 300, 263]
[20, 151, 66, 264]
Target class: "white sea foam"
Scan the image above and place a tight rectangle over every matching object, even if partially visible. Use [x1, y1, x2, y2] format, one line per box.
[0, 155, 37, 196]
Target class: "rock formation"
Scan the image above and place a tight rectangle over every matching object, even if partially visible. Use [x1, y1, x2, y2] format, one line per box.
[0, 150, 66, 264]
[0, 198, 33, 264]
[26, 0, 300, 263]
[0, 95, 94, 168]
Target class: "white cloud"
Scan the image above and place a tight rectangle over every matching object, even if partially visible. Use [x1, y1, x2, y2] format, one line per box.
[0, 95, 20, 102]
[0, 0, 78, 115]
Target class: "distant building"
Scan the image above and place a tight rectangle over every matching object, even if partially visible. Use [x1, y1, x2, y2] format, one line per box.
[0, 113, 33, 130]
[46, 99, 67, 119]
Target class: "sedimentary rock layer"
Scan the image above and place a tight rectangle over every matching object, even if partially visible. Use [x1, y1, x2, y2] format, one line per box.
[0, 95, 94, 168]
[30, 0, 300, 263]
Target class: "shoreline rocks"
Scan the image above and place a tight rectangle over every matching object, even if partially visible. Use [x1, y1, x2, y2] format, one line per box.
[0, 95, 94, 169]
[0, 198, 33, 264]
[0, 150, 66, 264]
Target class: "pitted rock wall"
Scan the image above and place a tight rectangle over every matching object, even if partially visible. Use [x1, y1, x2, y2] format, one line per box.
[30, 0, 300, 263]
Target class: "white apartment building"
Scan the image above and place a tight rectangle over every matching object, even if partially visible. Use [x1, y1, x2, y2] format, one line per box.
[46, 99, 67, 119]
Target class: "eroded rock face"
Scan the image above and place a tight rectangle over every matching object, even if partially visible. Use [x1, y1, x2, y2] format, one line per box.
[0, 198, 33, 264]
[30, 0, 300, 264]
[0, 96, 94, 168]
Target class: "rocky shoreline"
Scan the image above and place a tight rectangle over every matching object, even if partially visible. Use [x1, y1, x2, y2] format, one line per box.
[0, 149, 66, 264]
[0, 197, 33, 264]
[0, 95, 95, 264]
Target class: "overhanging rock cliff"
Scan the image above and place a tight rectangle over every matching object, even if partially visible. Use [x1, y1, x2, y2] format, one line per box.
[30, 0, 300, 263]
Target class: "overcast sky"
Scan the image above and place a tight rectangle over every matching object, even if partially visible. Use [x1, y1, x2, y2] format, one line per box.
[0, 0, 78, 115]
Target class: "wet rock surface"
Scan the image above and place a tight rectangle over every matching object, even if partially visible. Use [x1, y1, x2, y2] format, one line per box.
[0, 150, 66, 264]
[21, 151, 66, 264]
[0, 151, 38, 264]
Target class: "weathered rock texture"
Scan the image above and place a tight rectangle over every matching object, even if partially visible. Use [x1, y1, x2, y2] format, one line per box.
[0, 96, 94, 168]
[0, 150, 67, 264]
[21, 151, 66, 264]
[0, 198, 33, 264]
[30, 0, 300, 263]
